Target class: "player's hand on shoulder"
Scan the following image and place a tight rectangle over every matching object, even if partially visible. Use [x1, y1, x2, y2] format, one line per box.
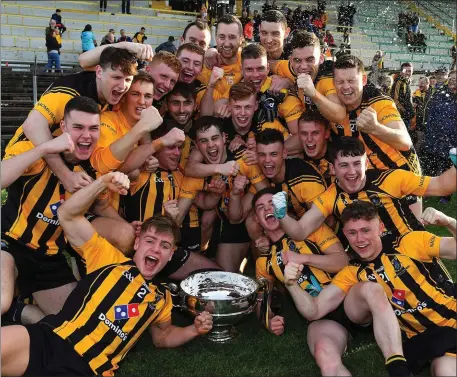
[228, 135, 246, 152]
[62, 170, 94, 193]
[242, 149, 258, 166]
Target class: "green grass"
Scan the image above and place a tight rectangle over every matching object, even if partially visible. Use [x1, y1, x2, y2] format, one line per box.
[118, 196, 457, 377]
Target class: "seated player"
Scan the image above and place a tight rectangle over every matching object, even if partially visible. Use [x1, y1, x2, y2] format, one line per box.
[252, 188, 348, 340]
[8, 46, 137, 193]
[331, 56, 421, 216]
[271, 31, 347, 124]
[203, 44, 304, 135]
[177, 117, 269, 272]
[273, 137, 456, 244]
[1, 172, 213, 377]
[284, 201, 456, 376]
[1, 97, 134, 324]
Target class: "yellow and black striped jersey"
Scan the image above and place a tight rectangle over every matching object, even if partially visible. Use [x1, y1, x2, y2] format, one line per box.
[332, 231, 456, 339]
[256, 231, 339, 295]
[43, 232, 172, 376]
[302, 146, 334, 187]
[331, 84, 421, 174]
[1, 141, 106, 256]
[313, 169, 430, 238]
[120, 168, 200, 228]
[7, 71, 110, 148]
[179, 145, 265, 222]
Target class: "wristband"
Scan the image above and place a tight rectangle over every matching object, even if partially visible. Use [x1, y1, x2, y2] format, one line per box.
[152, 139, 164, 151]
[272, 191, 288, 219]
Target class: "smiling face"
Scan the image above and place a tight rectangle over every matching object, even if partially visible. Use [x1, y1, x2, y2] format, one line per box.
[343, 217, 383, 261]
[259, 21, 289, 57]
[182, 25, 211, 51]
[177, 49, 203, 84]
[333, 67, 366, 111]
[400, 65, 413, 79]
[133, 227, 175, 280]
[256, 141, 287, 181]
[242, 56, 269, 92]
[167, 93, 196, 125]
[61, 110, 100, 161]
[148, 63, 179, 100]
[298, 120, 330, 159]
[216, 23, 242, 61]
[330, 153, 367, 193]
[120, 80, 154, 124]
[254, 193, 280, 232]
[418, 78, 429, 91]
[196, 125, 227, 164]
[96, 66, 134, 105]
[230, 94, 258, 133]
[290, 45, 323, 79]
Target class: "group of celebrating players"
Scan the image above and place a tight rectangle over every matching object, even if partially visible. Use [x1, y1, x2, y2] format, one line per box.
[0, 9, 456, 377]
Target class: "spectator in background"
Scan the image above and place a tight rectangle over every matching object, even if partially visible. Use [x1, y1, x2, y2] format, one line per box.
[118, 29, 132, 42]
[101, 32, 115, 46]
[435, 66, 449, 89]
[391, 62, 414, 130]
[451, 44, 456, 70]
[378, 74, 393, 96]
[51, 9, 66, 34]
[335, 43, 348, 60]
[428, 74, 437, 88]
[414, 31, 426, 53]
[412, 76, 430, 153]
[133, 27, 148, 44]
[253, 9, 261, 42]
[240, 9, 250, 31]
[323, 30, 336, 56]
[122, 0, 131, 14]
[100, 0, 107, 12]
[45, 19, 58, 38]
[346, 2, 356, 33]
[342, 28, 351, 54]
[422, 70, 457, 203]
[410, 12, 419, 33]
[262, 0, 273, 14]
[81, 24, 97, 52]
[244, 19, 254, 42]
[155, 36, 177, 54]
[45, 28, 62, 73]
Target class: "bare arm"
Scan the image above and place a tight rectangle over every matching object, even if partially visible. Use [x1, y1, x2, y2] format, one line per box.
[421, 207, 456, 259]
[184, 148, 237, 178]
[424, 166, 456, 197]
[176, 197, 194, 226]
[278, 204, 326, 241]
[91, 197, 126, 223]
[286, 118, 299, 136]
[310, 92, 347, 124]
[284, 134, 303, 156]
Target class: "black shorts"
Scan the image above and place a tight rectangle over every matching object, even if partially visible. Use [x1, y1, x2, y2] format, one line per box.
[219, 219, 251, 244]
[403, 326, 456, 374]
[1, 235, 76, 296]
[157, 247, 191, 278]
[179, 226, 201, 252]
[24, 323, 94, 376]
[321, 303, 370, 338]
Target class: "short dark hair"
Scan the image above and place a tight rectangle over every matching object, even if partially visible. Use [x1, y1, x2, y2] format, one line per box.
[193, 116, 224, 138]
[63, 96, 100, 119]
[341, 201, 379, 225]
[334, 55, 365, 74]
[140, 215, 181, 246]
[177, 43, 205, 58]
[328, 136, 365, 163]
[141, 27, 146, 31]
[289, 31, 320, 52]
[216, 14, 243, 36]
[241, 43, 267, 62]
[183, 20, 210, 40]
[99, 46, 138, 76]
[255, 129, 284, 146]
[252, 186, 281, 211]
[261, 10, 288, 29]
[56, 9, 61, 12]
[298, 109, 329, 130]
[167, 82, 196, 102]
[401, 62, 413, 70]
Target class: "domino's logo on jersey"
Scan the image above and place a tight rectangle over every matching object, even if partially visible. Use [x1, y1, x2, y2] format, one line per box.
[114, 303, 140, 320]
[391, 289, 405, 307]
[49, 201, 62, 216]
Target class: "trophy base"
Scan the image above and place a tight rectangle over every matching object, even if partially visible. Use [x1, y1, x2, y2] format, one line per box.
[206, 326, 238, 343]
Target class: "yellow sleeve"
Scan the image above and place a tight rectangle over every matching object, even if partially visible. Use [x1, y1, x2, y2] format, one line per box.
[34, 90, 77, 126]
[195, 87, 226, 108]
[307, 223, 340, 252]
[379, 169, 431, 197]
[272, 60, 295, 82]
[72, 232, 130, 274]
[3, 141, 46, 175]
[315, 76, 336, 97]
[238, 158, 265, 185]
[279, 94, 304, 123]
[152, 290, 173, 324]
[372, 100, 402, 125]
[313, 184, 337, 218]
[256, 256, 275, 284]
[90, 112, 123, 174]
[197, 67, 212, 85]
[398, 231, 441, 261]
[293, 177, 326, 204]
[178, 176, 204, 200]
[331, 266, 359, 293]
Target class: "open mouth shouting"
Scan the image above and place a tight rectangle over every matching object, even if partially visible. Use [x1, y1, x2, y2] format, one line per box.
[262, 163, 276, 177]
[144, 255, 159, 271]
[235, 115, 250, 127]
[154, 87, 167, 99]
[206, 146, 220, 162]
[265, 212, 277, 226]
[180, 71, 195, 83]
[111, 89, 125, 103]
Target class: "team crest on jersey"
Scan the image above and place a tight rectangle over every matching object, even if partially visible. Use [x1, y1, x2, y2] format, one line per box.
[288, 241, 296, 251]
[391, 256, 409, 277]
[391, 289, 405, 307]
[49, 200, 62, 216]
[114, 303, 140, 320]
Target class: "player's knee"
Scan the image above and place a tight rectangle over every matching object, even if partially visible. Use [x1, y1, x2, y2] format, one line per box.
[363, 282, 390, 310]
[201, 211, 215, 230]
[431, 356, 456, 377]
[314, 339, 341, 375]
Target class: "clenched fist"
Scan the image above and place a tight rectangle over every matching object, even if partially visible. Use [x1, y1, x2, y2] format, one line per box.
[255, 235, 270, 255]
[194, 311, 213, 335]
[356, 107, 380, 134]
[163, 199, 179, 221]
[208, 178, 226, 196]
[101, 171, 130, 195]
[297, 74, 317, 99]
[283, 261, 303, 286]
[209, 67, 225, 87]
[231, 174, 248, 195]
[161, 127, 186, 147]
[421, 207, 451, 227]
[137, 106, 163, 133]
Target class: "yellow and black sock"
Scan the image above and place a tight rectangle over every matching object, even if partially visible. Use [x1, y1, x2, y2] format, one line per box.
[385, 354, 410, 377]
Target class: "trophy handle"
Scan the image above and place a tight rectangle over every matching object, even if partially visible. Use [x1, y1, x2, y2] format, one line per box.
[256, 278, 273, 328]
[160, 282, 188, 310]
